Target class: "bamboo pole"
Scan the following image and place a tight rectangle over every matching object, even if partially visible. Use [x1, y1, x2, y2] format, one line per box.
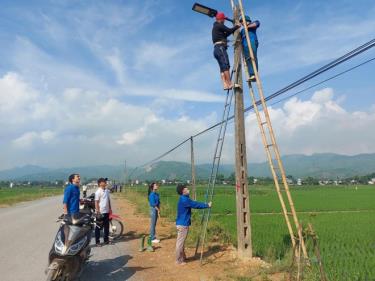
[236, 0, 308, 260]
[190, 137, 197, 200]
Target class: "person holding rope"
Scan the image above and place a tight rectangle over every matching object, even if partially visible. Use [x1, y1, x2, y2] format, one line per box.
[148, 182, 161, 244]
[212, 12, 240, 90]
[240, 15, 260, 82]
[175, 184, 211, 265]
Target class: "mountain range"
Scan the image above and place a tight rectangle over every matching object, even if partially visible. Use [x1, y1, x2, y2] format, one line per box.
[1, 153, 375, 182]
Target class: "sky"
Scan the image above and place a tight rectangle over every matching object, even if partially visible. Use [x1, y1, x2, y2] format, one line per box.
[0, 0, 374, 170]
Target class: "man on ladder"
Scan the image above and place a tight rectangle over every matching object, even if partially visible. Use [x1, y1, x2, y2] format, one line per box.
[212, 12, 240, 90]
[240, 15, 260, 82]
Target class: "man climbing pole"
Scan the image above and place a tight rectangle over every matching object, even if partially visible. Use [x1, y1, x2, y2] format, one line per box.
[240, 15, 260, 82]
[212, 12, 240, 90]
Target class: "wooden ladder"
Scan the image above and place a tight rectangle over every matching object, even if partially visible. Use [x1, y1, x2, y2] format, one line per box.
[235, 0, 309, 261]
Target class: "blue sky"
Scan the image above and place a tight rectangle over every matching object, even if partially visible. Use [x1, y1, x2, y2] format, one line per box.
[0, 0, 374, 170]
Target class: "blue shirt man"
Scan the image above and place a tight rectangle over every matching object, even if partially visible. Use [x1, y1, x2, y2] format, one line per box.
[176, 194, 208, 226]
[63, 174, 81, 215]
[240, 15, 260, 80]
[175, 184, 211, 264]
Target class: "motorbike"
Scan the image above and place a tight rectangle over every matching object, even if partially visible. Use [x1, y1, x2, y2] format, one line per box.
[45, 213, 94, 281]
[79, 193, 124, 239]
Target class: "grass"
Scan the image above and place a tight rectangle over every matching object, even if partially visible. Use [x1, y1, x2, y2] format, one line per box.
[0, 187, 63, 206]
[123, 184, 375, 280]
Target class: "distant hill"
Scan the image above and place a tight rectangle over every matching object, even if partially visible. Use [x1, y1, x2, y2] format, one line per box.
[132, 153, 375, 180]
[0, 165, 49, 180]
[1, 153, 375, 181]
[0, 165, 125, 182]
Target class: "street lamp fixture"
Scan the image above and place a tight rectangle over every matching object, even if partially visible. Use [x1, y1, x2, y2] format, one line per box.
[192, 2, 234, 23]
[192, 2, 217, 18]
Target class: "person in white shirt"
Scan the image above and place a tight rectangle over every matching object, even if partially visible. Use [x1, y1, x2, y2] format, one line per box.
[95, 178, 112, 246]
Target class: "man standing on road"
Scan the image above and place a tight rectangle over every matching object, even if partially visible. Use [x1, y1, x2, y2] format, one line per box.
[95, 178, 112, 246]
[63, 174, 81, 215]
[175, 184, 211, 265]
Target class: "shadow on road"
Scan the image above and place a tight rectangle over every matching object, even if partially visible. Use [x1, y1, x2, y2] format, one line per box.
[81, 254, 152, 281]
[114, 231, 143, 243]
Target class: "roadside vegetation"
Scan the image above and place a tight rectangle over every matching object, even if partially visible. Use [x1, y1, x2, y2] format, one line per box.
[0, 186, 63, 206]
[123, 184, 375, 281]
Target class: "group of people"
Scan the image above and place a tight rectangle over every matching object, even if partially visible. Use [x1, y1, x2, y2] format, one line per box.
[212, 11, 260, 89]
[63, 174, 112, 246]
[148, 182, 211, 265]
[62, 174, 211, 265]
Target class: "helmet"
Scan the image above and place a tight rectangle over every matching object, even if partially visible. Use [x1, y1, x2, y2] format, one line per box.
[239, 15, 251, 23]
[216, 12, 226, 21]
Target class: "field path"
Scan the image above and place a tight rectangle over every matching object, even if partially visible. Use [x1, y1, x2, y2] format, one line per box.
[0, 195, 138, 281]
[210, 209, 375, 216]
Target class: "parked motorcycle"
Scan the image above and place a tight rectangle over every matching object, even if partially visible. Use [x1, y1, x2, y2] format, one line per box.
[45, 213, 93, 281]
[79, 193, 124, 239]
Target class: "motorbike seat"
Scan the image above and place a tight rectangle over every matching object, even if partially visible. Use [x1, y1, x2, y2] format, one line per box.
[64, 213, 91, 226]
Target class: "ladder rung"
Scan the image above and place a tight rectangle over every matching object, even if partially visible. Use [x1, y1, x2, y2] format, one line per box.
[261, 121, 267, 126]
[266, 144, 273, 148]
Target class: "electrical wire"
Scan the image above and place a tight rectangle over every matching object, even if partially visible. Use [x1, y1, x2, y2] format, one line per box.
[129, 39, 375, 177]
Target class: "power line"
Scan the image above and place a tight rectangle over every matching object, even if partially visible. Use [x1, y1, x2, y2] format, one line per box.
[269, 56, 375, 107]
[129, 39, 375, 177]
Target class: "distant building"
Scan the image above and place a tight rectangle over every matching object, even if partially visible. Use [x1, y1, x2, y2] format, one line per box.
[297, 179, 302, 186]
[9, 182, 14, 188]
[253, 178, 258, 184]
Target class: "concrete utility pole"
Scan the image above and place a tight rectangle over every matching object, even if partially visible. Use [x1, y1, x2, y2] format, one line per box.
[232, 6, 252, 258]
[190, 137, 197, 200]
[124, 160, 127, 186]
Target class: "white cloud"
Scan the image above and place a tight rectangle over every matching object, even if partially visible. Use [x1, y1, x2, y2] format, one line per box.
[12, 130, 56, 148]
[243, 88, 375, 162]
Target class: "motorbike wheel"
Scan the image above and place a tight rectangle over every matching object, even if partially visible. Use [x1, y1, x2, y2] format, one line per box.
[46, 260, 67, 281]
[46, 268, 57, 281]
[45, 262, 61, 281]
[109, 218, 123, 240]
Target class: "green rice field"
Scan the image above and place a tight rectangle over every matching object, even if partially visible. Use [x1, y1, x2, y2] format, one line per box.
[124, 184, 375, 281]
[0, 187, 63, 206]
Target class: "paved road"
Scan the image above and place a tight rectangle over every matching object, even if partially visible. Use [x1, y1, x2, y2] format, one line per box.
[0, 196, 137, 281]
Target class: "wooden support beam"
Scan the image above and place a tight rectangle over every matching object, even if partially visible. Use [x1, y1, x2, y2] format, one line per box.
[190, 136, 197, 200]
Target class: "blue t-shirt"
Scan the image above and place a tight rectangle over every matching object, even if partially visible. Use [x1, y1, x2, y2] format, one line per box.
[63, 183, 80, 214]
[148, 192, 160, 208]
[176, 195, 208, 226]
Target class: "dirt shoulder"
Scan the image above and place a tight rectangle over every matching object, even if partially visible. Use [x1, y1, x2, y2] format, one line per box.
[113, 196, 285, 281]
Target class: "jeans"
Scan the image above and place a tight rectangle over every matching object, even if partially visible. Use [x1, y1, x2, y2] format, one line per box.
[150, 207, 158, 240]
[95, 213, 109, 243]
[244, 40, 259, 76]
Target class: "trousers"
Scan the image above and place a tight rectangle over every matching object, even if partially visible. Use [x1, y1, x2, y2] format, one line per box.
[175, 225, 189, 263]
